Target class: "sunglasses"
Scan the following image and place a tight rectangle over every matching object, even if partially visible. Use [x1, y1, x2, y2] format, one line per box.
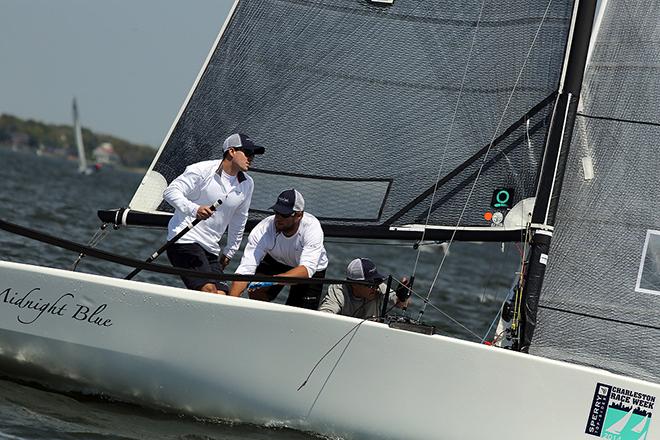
[274, 211, 296, 218]
[233, 147, 255, 158]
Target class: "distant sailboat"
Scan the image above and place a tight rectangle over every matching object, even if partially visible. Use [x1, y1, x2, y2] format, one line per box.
[72, 98, 93, 175]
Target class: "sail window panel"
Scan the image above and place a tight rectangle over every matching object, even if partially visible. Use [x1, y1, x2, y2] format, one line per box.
[249, 171, 391, 221]
[636, 230, 660, 295]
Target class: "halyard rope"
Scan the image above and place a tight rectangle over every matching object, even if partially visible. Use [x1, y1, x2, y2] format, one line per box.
[418, 0, 556, 322]
[71, 223, 110, 271]
[410, 0, 488, 280]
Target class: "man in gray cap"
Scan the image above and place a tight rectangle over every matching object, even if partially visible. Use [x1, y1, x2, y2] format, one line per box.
[164, 133, 264, 294]
[318, 258, 410, 319]
[229, 189, 328, 309]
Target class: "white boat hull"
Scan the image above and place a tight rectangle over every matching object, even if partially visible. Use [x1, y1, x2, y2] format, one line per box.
[0, 261, 658, 439]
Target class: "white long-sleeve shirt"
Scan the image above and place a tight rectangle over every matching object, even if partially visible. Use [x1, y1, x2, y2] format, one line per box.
[163, 160, 253, 258]
[235, 213, 328, 277]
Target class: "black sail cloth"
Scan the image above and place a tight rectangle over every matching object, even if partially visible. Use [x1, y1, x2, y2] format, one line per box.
[128, 0, 574, 237]
[531, 0, 660, 384]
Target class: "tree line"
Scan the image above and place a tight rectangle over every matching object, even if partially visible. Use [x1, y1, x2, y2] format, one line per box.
[0, 113, 156, 169]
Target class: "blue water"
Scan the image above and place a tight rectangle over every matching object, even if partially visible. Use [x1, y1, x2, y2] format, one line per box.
[0, 147, 520, 439]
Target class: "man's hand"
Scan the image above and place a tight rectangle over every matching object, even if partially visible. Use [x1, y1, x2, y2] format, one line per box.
[195, 205, 215, 220]
[229, 281, 248, 297]
[219, 254, 231, 269]
[395, 276, 411, 309]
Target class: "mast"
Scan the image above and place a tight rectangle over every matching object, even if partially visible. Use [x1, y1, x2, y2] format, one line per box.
[519, 0, 598, 351]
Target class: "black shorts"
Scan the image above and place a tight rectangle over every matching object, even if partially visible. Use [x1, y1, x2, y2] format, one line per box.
[166, 243, 228, 292]
[256, 253, 326, 309]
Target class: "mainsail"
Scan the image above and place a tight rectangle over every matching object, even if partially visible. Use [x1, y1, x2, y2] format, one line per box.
[125, 0, 576, 239]
[530, 0, 660, 384]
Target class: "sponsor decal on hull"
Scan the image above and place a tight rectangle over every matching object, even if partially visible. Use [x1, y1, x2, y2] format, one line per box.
[586, 382, 654, 439]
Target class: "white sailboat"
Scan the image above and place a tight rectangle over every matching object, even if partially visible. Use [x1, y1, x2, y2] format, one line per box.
[0, 0, 658, 439]
[73, 97, 93, 175]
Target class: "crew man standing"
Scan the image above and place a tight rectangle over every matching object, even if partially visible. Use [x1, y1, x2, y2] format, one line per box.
[164, 133, 264, 294]
[228, 189, 328, 309]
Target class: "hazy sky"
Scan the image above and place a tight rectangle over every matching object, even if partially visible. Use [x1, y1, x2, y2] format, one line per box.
[0, 0, 234, 147]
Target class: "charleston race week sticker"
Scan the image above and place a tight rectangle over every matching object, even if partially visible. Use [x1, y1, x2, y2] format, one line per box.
[586, 382, 654, 439]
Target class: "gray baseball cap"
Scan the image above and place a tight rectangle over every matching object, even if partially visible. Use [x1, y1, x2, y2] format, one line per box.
[346, 258, 385, 282]
[222, 133, 265, 154]
[270, 189, 305, 215]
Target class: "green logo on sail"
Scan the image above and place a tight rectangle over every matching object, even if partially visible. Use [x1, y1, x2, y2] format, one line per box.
[491, 188, 514, 209]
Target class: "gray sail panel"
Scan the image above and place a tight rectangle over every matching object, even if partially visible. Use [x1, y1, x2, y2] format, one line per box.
[531, 0, 660, 383]
[134, 0, 574, 230]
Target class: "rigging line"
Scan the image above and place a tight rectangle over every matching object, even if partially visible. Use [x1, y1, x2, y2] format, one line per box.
[481, 288, 514, 343]
[577, 112, 660, 128]
[512, 226, 531, 333]
[513, 118, 533, 327]
[304, 324, 360, 420]
[304, 293, 423, 419]
[301, 293, 416, 421]
[398, 281, 481, 341]
[0, 217, 375, 286]
[419, 0, 556, 319]
[300, 297, 408, 418]
[524, 118, 532, 229]
[298, 292, 400, 393]
[297, 320, 363, 392]
[71, 223, 110, 271]
[411, 0, 487, 280]
[538, 305, 660, 331]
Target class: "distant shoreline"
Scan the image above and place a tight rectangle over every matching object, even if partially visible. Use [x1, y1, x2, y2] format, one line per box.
[0, 113, 156, 171]
[0, 144, 147, 175]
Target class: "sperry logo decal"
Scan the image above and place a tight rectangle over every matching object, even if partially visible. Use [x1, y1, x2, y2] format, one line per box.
[279, 197, 290, 203]
[586, 382, 654, 439]
[1, 287, 113, 327]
